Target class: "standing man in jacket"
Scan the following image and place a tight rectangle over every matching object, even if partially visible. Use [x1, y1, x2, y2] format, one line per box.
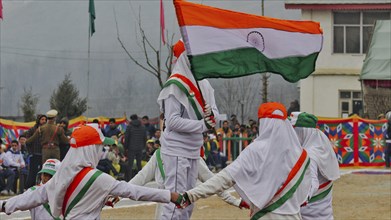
[124, 114, 147, 181]
[26, 110, 69, 163]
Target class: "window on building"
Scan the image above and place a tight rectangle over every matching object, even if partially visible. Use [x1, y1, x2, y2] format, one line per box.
[339, 91, 362, 117]
[333, 11, 391, 54]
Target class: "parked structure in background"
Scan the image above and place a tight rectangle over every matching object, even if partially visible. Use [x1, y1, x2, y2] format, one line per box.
[360, 20, 391, 119]
[285, 0, 391, 118]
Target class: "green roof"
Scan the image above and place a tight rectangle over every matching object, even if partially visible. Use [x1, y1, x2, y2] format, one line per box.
[360, 20, 391, 80]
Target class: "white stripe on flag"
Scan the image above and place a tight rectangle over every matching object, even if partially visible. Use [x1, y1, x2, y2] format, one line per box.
[182, 26, 322, 59]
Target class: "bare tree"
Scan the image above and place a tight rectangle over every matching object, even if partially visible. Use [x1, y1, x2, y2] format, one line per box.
[214, 76, 260, 124]
[113, 8, 174, 89]
[261, 74, 271, 103]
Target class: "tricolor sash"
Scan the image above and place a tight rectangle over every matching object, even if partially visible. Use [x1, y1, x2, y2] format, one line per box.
[61, 167, 103, 219]
[308, 180, 333, 204]
[156, 149, 165, 181]
[163, 73, 204, 120]
[251, 149, 310, 220]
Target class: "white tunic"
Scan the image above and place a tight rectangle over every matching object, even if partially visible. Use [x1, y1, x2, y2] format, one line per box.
[295, 127, 340, 220]
[5, 172, 171, 219]
[26, 186, 55, 220]
[130, 152, 240, 219]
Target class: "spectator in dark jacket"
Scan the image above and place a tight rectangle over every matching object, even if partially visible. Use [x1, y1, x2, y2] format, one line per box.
[25, 114, 47, 188]
[59, 117, 72, 160]
[124, 114, 147, 181]
[142, 116, 156, 139]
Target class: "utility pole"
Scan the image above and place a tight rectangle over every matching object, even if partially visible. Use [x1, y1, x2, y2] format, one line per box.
[261, 0, 270, 103]
[239, 100, 245, 124]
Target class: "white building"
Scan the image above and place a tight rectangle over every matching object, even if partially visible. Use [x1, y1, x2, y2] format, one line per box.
[285, 0, 391, 118]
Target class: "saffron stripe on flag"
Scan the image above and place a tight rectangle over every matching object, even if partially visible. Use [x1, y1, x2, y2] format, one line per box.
[174, 0, 322, 34]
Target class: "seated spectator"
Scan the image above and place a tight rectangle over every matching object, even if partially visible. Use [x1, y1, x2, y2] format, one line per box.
[204, 134, 222, 172]
[152, 129, 161, 142]
[142, 116, 156, 139]
[107, 145, 121, 178]
[104, 118, 121, 138]
[249, 125, 259, 142]
[111, 135, 124, 155]
[216, 120, 233, 137]
[154, 140, 161, 150]
[146, 140, 155, 161]
[96, 145, 119, 177]
[4, 140, 27, 194]
[92, 119, 106, 136]
[0, 145, 16, 196]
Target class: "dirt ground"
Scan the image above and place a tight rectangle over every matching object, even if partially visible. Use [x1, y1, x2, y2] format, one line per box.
[101, 173, 391, 220]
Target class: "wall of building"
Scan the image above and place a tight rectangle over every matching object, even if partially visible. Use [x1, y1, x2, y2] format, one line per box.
[301, 10, 366, 69]
[299, 9, 365, 117]
[300, 74, 361, 117]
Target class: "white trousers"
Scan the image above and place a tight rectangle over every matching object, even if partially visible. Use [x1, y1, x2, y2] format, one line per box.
[160, 153, 198, 220]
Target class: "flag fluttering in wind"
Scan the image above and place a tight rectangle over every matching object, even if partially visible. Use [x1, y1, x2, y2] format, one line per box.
[0, 0, 3, 19]
[173, 0, 323, 83]
[89, 0, 96, 36]
[160, 0, 166, 45]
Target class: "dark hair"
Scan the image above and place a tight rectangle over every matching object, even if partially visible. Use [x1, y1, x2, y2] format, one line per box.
[11, 140, 19, 145]
[19, 134, 27, 139]
[154, 140, 160, 145]
[109, 118, 116, 123]
[130, 114, 138, 120]
[92, 119, 99, 124]
[142, 116, 149, 120]
[35, 114, 47, 128]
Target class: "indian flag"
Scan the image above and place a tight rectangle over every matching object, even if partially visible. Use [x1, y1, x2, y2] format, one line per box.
[174, 0, 323, 83]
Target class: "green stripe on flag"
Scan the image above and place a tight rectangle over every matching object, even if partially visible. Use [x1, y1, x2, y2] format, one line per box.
[164, 80, 203, 120]
[250, 159, 310, 220]
[189, 48, 319, 83]
[64, 170, 103, 219]
[89, 0, 95, 36]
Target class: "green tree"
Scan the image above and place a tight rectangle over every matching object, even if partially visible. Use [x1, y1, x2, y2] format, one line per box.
[20, 87, 39, 122]
[50, 74, 87, 119]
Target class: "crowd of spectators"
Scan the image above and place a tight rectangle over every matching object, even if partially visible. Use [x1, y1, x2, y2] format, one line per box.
[1, 108, 389, 198]
[0, 113, 261, 196]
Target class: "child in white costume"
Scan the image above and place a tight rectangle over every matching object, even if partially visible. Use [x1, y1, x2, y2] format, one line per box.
[28, 159, 61, 220]
[129, 148, 249, 219]
[177, 102, 311, 220]
[0, 124, 178, 219]
[157, 39, 219, 219]
[289, 112, 340, 220]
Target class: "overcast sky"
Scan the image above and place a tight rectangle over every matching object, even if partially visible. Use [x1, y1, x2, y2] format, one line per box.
[0, 0, 300, 120]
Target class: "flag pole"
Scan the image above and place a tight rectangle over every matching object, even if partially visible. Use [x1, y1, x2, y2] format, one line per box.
[0, 21, 2, 118]
[159, 1, 162, 81]
[86, 3, 91, 123]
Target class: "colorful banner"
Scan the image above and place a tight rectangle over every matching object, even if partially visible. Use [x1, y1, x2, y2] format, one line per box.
[318, 115, 387, 167]
[0, 116, 128, 147]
